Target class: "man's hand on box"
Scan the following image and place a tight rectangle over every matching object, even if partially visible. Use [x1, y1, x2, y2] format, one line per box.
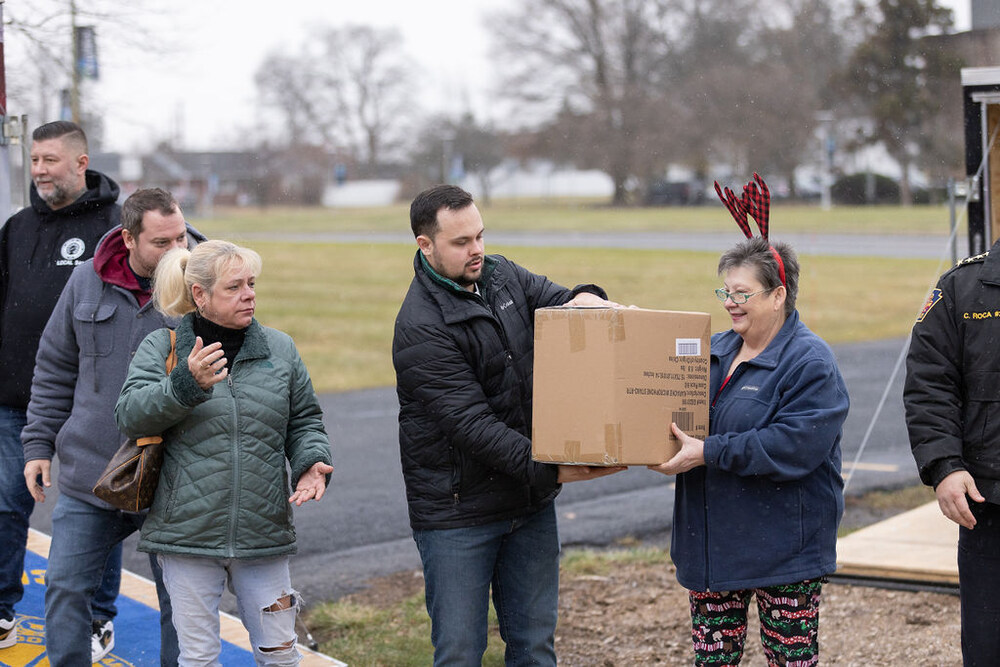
[563, 292, 620, 308]
[557, 465, 627, 483]
[647, 423, 705, 476]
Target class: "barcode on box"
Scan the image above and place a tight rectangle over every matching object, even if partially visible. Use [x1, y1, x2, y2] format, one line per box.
[675, 338, 701, 356]
[672, 411, 694, 432]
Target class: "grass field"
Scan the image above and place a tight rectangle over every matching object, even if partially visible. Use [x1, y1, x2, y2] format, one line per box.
[201, 200, 961, 236]
[188, 207, 947, 392]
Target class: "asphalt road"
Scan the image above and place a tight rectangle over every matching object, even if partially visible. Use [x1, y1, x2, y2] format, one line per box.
[238, 229, 960, 260]
[29, 336, 918, 605]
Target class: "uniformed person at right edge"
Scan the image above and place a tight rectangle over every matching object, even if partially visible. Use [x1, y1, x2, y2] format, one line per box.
[904, 247, 1000, 667]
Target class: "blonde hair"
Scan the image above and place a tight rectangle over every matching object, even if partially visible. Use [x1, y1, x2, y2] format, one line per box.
[153, 240, 263, 318]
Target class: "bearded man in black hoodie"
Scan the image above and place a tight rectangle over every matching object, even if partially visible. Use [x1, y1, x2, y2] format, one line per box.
[0, 121, 123, 655]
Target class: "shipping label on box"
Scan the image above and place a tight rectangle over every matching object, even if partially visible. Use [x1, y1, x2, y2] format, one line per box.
[531, 307, 711, 466]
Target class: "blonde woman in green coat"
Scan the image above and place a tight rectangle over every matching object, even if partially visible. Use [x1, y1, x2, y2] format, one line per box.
[115, 240, 333, 666]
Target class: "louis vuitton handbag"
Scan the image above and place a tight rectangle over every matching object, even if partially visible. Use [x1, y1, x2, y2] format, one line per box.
[93, 329, 177, 512]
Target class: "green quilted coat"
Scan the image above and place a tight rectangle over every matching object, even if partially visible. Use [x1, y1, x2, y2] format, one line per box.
[115, 313, 332, 559]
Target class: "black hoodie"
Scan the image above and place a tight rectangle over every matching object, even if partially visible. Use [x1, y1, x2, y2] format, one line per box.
[0, 169, 121, 408]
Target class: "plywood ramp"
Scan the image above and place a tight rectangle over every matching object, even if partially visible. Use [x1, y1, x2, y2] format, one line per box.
[836, 502, 959, 585]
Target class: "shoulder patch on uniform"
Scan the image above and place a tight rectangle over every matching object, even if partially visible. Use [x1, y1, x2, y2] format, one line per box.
[915, 288, 943, 323]
[957, 250, 989, 267]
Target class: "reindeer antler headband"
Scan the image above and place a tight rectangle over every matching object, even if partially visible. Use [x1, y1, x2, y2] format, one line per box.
[713, 172, 785, 287]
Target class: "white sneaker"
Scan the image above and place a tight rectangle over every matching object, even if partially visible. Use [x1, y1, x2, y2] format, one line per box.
[91, 619, 114, 663]
[0, 615, 16, 649]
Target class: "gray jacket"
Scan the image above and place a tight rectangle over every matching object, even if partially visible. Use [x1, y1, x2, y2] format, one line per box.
[22, 224, 204, 509]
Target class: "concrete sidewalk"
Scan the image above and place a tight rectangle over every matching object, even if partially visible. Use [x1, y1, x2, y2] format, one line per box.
[837, 501, 959, 587]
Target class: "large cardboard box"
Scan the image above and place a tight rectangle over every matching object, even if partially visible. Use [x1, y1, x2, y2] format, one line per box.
[532, 307, 711, 466]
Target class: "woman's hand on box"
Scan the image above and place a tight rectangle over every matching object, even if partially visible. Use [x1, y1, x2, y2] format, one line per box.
[647, 423, 705, 476]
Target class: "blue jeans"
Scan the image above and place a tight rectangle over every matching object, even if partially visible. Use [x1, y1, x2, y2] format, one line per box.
[45, 493, 179, 666]
[92, 542, 124, 622]
[159, 554, 301, 666]
[958, 501, 1000, 667]
[413, 502, 560, 667]
[1, 406, 122, 626]
[0, 406, 32, 620]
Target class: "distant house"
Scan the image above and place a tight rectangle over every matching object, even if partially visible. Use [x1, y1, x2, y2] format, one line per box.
[91, 145, 348, 211]
[91, 150, 267, 212]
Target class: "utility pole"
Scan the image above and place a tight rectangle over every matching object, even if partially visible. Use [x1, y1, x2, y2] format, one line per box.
[70, 0, 80, 124]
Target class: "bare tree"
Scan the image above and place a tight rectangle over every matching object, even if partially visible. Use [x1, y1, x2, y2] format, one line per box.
[747, 0, 850, 194]
[255, 24, 416, 172]
[490, 0, 681, 205]
[255, 52, 332, 148]
[4, 0, 163, 148]
[490, 0, 856, 203]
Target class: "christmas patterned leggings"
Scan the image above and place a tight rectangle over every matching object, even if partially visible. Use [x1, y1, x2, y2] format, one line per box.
[688, 579, 823, 667]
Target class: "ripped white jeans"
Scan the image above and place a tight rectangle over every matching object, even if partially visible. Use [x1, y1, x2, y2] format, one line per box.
[159, 554, 301, 666]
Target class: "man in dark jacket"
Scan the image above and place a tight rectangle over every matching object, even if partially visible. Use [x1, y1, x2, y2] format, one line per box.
[21, 188, 204, 665]
[905, 244, 1000, 667]
[0, 121, 123, 654]
[392, 184, 622, 665]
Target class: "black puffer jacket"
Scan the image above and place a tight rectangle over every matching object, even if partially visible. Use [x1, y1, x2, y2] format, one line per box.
[905, 240, 1000, 503]
[393, 252, 605, 530]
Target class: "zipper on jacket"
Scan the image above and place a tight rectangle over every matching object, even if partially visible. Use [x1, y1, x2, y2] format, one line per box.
[226, 373, 239, 558]
[485, 299, 531, 429]
[703, 360, 747, 591]
[702, 472, 712, 592]
[449, 444, 462, 505]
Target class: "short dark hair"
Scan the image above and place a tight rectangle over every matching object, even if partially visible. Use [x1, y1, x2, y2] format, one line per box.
[717, 236, 799, 316]
[32, 121, 88, 153]
[121, 188, 179, 238]
[410, 184, 474, 238]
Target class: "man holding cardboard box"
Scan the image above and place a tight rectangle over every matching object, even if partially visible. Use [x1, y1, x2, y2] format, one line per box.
[392, 184, 622, 666]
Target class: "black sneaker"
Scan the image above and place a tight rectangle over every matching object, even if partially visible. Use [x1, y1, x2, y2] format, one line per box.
[91, 619, 114, 663]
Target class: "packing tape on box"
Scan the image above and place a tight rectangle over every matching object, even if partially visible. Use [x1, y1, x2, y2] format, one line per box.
[608, 309, 626, 343]
[568, 312, 587, 353]
[566, 309, 627, 352]
[563, 441, 582, 461]
[604, 422, 622, 462]
[558, 440, 623, 465]
[534, 310, 551, 341]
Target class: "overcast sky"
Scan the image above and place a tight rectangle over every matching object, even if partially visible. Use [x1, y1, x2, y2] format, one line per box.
[2, 0, 973, 154]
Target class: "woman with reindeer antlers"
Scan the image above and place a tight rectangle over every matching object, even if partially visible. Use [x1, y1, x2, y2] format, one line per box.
[649, 174, 850, 666]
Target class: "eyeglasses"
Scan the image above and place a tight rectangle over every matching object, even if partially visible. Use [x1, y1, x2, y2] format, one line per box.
[714, 287, 774, 304]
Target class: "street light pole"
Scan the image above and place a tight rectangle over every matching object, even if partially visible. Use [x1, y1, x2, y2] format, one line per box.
[815, 111, 835, 211]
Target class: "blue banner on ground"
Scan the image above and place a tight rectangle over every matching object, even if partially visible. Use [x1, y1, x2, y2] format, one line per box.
[0, 551, 254, 666]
